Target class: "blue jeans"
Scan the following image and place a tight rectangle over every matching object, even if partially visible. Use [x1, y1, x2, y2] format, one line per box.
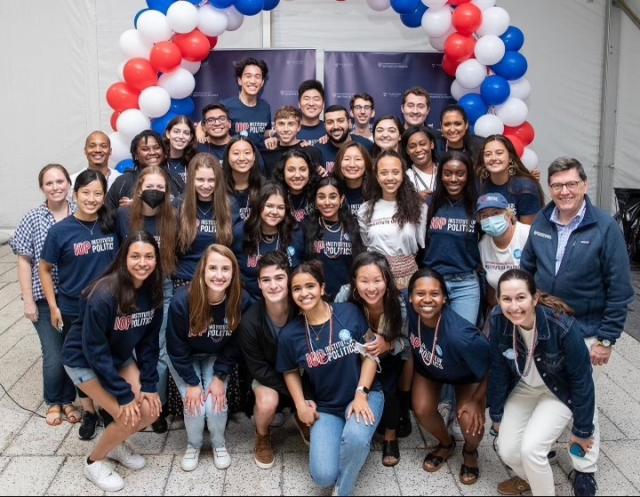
[33, 300, 76, 406]
[309, 390, 384, 496]
[444, 273, 480, 326]
[169, 355, 228, 449]
[157, 279, 173, 405]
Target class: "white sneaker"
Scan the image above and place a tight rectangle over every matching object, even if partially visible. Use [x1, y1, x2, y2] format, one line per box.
[107, 443, 146, 470]
[449, 418, 465, 441]
[181, 445, 201, 472]
[84, 459, 125, 492]
[213, 447, 231, 469]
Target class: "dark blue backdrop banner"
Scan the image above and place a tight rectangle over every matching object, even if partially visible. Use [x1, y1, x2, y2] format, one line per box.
[193, 49, 317, 121]
[323, 52, 455, 128]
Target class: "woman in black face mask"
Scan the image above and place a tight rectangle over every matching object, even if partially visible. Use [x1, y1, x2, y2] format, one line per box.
[115, 165, 178, 433]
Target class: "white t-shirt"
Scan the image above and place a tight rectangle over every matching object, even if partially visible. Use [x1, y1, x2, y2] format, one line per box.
[518, 325, 544, 387]
[479, 222, 531, 289]
[69, 167, 121, 199]
[406, 165, 437, 195]
[357, 199, 428, 256]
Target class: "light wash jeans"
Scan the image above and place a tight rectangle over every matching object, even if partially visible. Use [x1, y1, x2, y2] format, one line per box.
[169, 355, 228, 449]
[157, 279, 173, 405]
[309, 390, 384, 496]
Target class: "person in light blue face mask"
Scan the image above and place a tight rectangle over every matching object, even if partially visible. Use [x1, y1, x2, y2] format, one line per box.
[477, 193, 531, 307]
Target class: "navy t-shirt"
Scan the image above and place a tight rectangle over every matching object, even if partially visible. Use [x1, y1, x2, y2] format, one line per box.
[221, 95, 272, 149]
[262, 143, 323, 179]
[289, 192, 312, 225]
[196, 142, 227, 162]
[231, 189, 252, 223]
[344, 186, 365, 218]
[276, 302, 376, 417]
[423, 200, 480, 276]
[298, 122, 326, 146]
[479, 177, 542, 219]
[167, 286, 239, 386]
[407, 304, 489, 384]
[310, 223, 354, 298]
[115, 207, 160, 247]
[237, 228, 305, 301]
[62, 282, 161, 405]
[41, 216, 119, 316]
[315, 135, 374, 175]
[167, 158, 188, 197]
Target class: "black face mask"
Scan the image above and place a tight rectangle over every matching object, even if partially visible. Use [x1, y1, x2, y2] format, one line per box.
[141, 189, 165, 209]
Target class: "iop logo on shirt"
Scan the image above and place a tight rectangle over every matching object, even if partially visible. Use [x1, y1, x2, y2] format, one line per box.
[339, 329, 352, 342]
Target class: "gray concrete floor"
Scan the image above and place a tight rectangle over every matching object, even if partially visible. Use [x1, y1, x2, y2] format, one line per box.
[0, 242, 639, 495]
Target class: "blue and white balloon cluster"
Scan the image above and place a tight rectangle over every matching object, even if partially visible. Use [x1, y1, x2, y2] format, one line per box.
[366, 0, 537, 169]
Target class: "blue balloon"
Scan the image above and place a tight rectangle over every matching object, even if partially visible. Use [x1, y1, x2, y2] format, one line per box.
[391, 0, 421, 15]
[458, 94, 488, 125]
[480, 75, 511, 106]
[134, 9, 149, 28]
[500, 26, 525, 52]
[400, 3, 427, 28]
[210, 0, 236, 8]
[234, 0, 264, 15]
[264, 0, 280, 11]
[146, 0, 176, 14]
[491, 51, 528, 81]
[152, 112, 179, 135]
[116, 159, 136, 174]
[170, 98, 196, 117]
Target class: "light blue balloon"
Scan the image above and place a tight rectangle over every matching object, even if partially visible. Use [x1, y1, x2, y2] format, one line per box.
[400, 3, 427, 28]
[491, 51, 528, 81]
[458, 94, 488, 125]
[170, 98, 196, 118]
[480, 75, 511, 106]
[116, 159, 136, 173]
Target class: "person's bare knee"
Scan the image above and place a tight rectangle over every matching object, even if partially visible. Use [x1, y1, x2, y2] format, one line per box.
[255, 389, 279, 417]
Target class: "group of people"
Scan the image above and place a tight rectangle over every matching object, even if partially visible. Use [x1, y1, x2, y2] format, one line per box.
[9, 56, 634, 497]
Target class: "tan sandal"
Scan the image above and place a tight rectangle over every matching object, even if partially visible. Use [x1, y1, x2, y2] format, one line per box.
[46, 406, 63, 427]
[63, 405, 82, 424]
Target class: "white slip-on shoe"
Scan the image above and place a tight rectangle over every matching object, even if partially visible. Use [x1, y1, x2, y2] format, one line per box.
[213, 446, 231, 470]
[181, 445, 201, 472]
[107, 443, 146, 470]
[84, 459, 125, 492]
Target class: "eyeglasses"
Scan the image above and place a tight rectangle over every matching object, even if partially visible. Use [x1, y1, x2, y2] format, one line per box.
[549, 180, 583, 193]
[353, 105, 372, 112]
[205, 116, 228, 125]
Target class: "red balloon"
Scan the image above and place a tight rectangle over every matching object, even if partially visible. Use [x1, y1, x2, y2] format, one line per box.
[449, 0, 471, 5]
[504, 121, 535, 147]
[173, 30, 212, 63]
[106, 82, 140, 112]
[207, 36, 219, 50]
[150, 41, 182, 73]
[444, 33, 476, 62]
[123, 58, 158, 92]
[110, 111, 120, 132]
[442, 55, 467, 77]
[452, 3, 483, 36]
[504, 133, 525, 158]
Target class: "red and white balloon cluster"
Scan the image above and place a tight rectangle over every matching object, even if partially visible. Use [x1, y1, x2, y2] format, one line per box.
[367, 0, 537, 169]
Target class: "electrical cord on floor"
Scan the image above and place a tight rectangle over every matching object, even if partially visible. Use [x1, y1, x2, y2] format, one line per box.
[0, 379, 45, 419]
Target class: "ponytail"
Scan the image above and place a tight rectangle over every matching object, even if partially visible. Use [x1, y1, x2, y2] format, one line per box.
[537, 293, 574, 316]
[498, 268, 574, 316]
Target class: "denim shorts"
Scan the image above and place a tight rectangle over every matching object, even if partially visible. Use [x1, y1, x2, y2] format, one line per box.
[64, 357, 135, 387]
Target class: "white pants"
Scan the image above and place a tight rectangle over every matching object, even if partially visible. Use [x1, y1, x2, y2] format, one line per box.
[497, 381, 575, 496]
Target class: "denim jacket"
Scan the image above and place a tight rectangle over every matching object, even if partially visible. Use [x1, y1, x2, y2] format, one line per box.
[488, 305, 595, 438]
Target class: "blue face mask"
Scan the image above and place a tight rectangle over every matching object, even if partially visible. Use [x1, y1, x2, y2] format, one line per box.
[481, 214, 509, 237]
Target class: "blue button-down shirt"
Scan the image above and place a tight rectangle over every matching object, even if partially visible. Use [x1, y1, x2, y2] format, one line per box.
[550, 200, 587, 274]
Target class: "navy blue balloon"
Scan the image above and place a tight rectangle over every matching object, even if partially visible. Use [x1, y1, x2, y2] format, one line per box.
[264, 0, 280, 11]
[480, 75, 511, 106]
[210, 0, 236, 8]
[500, 26, 525, 52]
[235, 0, 264, 15]
[116, 159, 136, 174]
[134, 9, 150, 28]
[170, 98, 196, 118]
[152, 112, 179, 135]
[491, 51, 528, 81]
[400, 3, 427, 28]
[391, 0, 421, 15]
[146, 0, 176, 14]
[458, 94, 488, 125]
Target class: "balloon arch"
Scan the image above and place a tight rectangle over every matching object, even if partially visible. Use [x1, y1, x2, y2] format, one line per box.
[106, 0, 538, 171]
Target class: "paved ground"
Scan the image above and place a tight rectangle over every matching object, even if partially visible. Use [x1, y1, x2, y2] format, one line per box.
[1, 242, 639, 496]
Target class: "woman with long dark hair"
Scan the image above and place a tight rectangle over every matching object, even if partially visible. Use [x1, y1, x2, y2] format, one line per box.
[222, 136, 263, 223]
[164, 115, 197, 197]
[371, 115, 404, 157]
[435, 104, 483, 163]
[333, 141, 372, 217]
[62, 231, 164, 492]
[273, 149, 320, 225]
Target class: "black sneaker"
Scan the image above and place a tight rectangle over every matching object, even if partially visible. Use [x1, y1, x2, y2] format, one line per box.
[151, 413, 168, 434]
[572, 471, 597, 497]
[79, 411, 99, 441]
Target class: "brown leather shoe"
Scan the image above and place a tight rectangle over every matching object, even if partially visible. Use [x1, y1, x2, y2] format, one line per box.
[254, 432, 275, 469]
[497, 476, 531, 495]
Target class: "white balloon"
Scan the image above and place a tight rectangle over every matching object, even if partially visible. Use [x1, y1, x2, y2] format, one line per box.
[119, 29, 152, 59]
[451, 80, 480, 101]
[474, 114, 505, 137]
[166, 1, 200, 34]
[367, 0, 391, 12]
[181, 59, 202, 74]
[509, 78, 532, 100]
[521, 147, 539, 170]
[477, 6, 510, 37]
[429, 27, 455, 51]
[422, 0, 448, 7]
[109, 132, 132, 164]
[137, 10, 173, 44]
[138, 86, 172, 119]
[495, 97, 528, 127]
[198, 4, 229, 36]
[455, 59, 487, 89]
[474, 35, 506, 66]
[421, 7, 453, 38]
[225, 6, 245, 31]
[159, 67, 196, 99]
[472, 0, 496, 10]
[117, 109, 151, 141]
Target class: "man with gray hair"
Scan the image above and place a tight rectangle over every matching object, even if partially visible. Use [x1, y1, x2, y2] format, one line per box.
[519, 157, 633, 496]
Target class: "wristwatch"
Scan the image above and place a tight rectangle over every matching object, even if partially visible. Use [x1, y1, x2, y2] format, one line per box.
[355, 385, 370, 397]
[598, 339, 612, 348]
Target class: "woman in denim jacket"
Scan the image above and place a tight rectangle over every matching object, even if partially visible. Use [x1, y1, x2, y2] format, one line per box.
[488, 268, 595, 496]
